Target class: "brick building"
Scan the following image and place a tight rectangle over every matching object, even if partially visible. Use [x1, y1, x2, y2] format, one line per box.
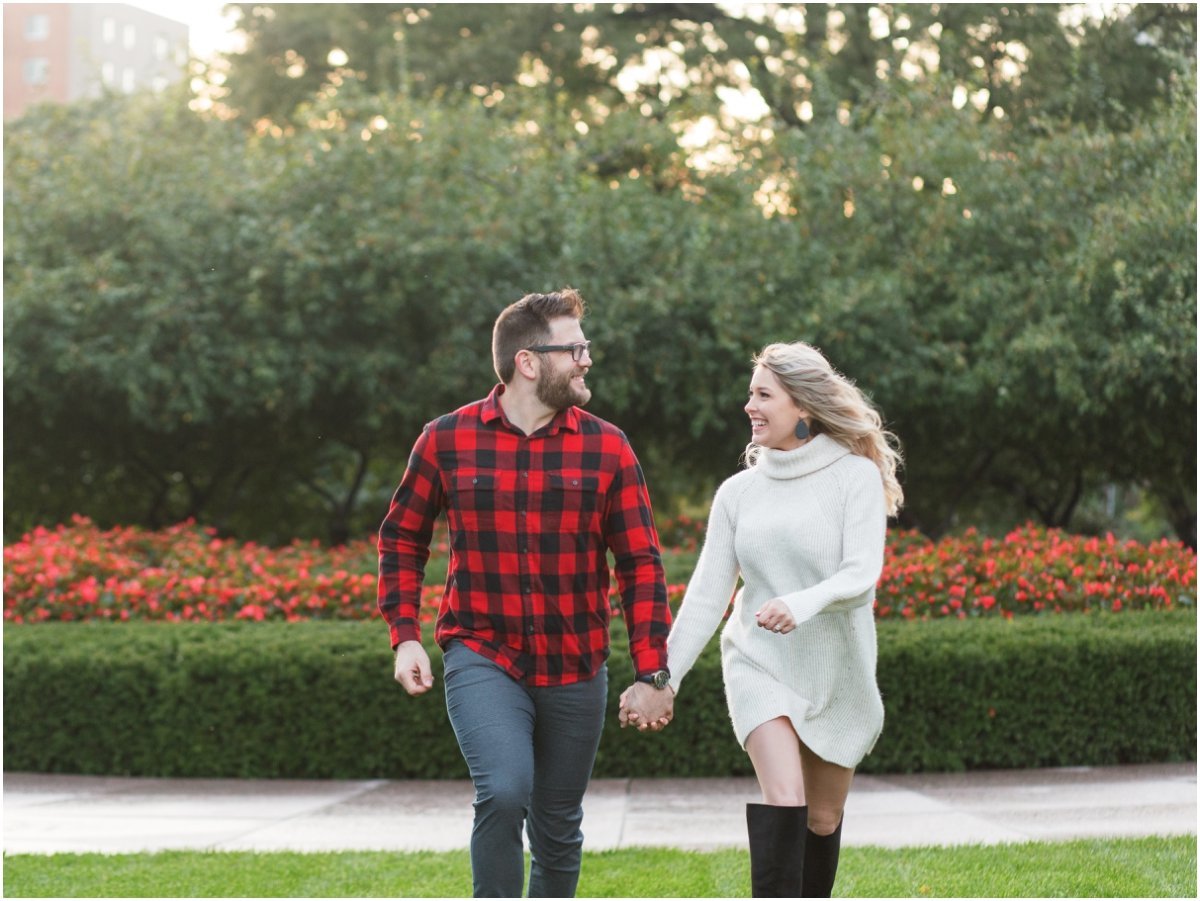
[4, 3, 188, 120]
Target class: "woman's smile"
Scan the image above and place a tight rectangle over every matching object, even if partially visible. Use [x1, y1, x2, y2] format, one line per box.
[745, 366, 807, 450]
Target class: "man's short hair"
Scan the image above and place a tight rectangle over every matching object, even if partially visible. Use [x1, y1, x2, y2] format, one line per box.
[492, 289, 587, 383]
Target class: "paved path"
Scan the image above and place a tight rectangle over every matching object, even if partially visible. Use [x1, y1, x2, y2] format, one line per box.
[4, 763, 1194, 855]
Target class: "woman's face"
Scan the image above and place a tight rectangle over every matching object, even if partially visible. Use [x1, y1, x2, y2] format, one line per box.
[745, 365, 807, 450]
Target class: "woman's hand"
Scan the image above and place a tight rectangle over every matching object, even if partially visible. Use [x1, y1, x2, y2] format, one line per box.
[754, 599, 796, 635]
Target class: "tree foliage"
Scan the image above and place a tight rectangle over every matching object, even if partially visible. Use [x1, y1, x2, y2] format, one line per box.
[4, 5, 1195, 546]
[217, 3, 1195, 135]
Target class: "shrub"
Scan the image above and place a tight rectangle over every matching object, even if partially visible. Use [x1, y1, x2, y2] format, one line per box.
[2, 621, 456, 778]
[4, 612, 1193, 778]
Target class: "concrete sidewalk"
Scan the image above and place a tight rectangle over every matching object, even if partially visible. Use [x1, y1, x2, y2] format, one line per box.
[3, 763, 1195, 855]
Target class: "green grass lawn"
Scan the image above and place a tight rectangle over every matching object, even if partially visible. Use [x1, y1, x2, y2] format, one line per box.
[4, 836, 1194, 897]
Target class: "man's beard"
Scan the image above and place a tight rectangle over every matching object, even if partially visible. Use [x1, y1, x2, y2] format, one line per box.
[536, 366, 591, 411]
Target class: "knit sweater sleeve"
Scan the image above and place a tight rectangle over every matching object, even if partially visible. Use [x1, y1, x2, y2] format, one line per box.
[665, 480, 741, 694]
[779, 461, 886, 627]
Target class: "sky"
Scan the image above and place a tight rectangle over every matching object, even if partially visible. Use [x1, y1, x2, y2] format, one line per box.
[128, 1, 243, 59]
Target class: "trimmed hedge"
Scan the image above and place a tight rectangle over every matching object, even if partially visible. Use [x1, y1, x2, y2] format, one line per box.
[4, 613, 1194, 778]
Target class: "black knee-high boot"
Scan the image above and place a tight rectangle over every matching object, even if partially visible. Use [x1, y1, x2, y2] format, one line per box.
[801, 817, 843, 897]
[745, 803, 807, 898]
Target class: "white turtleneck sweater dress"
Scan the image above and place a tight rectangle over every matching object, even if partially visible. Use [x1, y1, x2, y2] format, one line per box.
[666, 433, 887, 769]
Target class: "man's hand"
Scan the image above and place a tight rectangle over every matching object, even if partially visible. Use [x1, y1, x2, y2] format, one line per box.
[618, 682, 674, 732]
[394, 640, 434, 695]
[754, 598, 796, 635]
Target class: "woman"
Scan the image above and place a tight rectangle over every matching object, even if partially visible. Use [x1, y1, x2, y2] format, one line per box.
[642, 341, 902, 897]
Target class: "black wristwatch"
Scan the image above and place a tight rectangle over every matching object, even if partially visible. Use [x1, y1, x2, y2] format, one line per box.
[636, 669, 671, 690]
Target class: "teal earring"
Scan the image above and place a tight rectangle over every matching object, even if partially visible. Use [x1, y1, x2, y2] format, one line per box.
[794, 419, 810, 440]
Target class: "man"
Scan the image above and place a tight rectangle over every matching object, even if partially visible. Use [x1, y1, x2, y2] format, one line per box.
[378, 289, 675, 898]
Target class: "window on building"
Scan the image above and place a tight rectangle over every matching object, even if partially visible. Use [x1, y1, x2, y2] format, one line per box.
[123, 24, 136, 49]
[102, 18, 116, 43]
[24, 57, 50, 85]
[102, 62, 116, 86]
[25, 14, 50, 40]
[122, 67, 136, 93]
[154, 35, 169, 60]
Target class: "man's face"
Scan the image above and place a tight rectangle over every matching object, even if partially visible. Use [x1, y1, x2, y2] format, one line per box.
[534, 316, 592, 410]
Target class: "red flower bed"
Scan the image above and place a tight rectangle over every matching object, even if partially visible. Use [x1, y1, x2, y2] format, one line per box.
[1, 515, 686, 625]
[3, 516, 1194, 625]
[3, 516, 387, 625]
[877, 523, 1196, 619]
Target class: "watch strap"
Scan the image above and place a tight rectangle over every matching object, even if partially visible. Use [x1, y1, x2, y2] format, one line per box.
[636, 669, 671, 689]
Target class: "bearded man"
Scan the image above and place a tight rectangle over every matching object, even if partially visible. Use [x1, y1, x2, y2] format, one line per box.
[378, 288, 674, 898]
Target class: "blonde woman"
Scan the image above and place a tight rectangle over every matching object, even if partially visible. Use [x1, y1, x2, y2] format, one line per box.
[625, 341, 902, 897]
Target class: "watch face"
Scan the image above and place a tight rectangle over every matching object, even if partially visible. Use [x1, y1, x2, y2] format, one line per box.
[652, 670, 670, 689]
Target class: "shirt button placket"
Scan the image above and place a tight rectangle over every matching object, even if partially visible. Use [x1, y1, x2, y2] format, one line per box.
[517, 448, 534, 644]
[521, 469, 531, 552]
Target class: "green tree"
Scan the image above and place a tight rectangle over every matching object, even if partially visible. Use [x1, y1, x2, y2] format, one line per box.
[215, 3, 1195, 137]
[736, 65, 1196, 541]
[6, 48, 1194, 545]
[5, 92, 296, 536]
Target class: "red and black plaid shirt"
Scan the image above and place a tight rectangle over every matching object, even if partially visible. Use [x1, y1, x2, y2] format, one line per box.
[378, 384, 670, 686]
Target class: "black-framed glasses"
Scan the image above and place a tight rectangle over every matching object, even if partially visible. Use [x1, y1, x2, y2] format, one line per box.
[524, 341, 591, 363]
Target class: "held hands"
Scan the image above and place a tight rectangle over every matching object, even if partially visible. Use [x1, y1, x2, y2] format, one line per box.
[618, 682, 674, 733]
[394, 640, 435, 696]
[755, 598, 797, 635]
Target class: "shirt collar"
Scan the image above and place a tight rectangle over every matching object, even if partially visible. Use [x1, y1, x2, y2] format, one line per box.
[481, 383, 581, 436]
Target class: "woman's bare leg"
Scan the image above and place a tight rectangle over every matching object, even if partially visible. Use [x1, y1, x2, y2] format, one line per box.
[745, 717, 806, 806]
[797, 739, 853, 835]
[745, 716, 854, 827]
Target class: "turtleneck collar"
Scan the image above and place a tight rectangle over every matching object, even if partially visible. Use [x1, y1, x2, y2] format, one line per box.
[757, 433, 851, 480]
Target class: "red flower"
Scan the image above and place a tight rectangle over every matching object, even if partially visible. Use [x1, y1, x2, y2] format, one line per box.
[2, 519, 1193, 626]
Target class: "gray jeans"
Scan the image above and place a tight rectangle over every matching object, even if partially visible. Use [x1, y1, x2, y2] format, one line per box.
[442, 641, 608, 898]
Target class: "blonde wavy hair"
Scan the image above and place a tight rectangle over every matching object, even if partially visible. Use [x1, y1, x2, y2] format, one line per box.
[743, 342, 904, 516]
